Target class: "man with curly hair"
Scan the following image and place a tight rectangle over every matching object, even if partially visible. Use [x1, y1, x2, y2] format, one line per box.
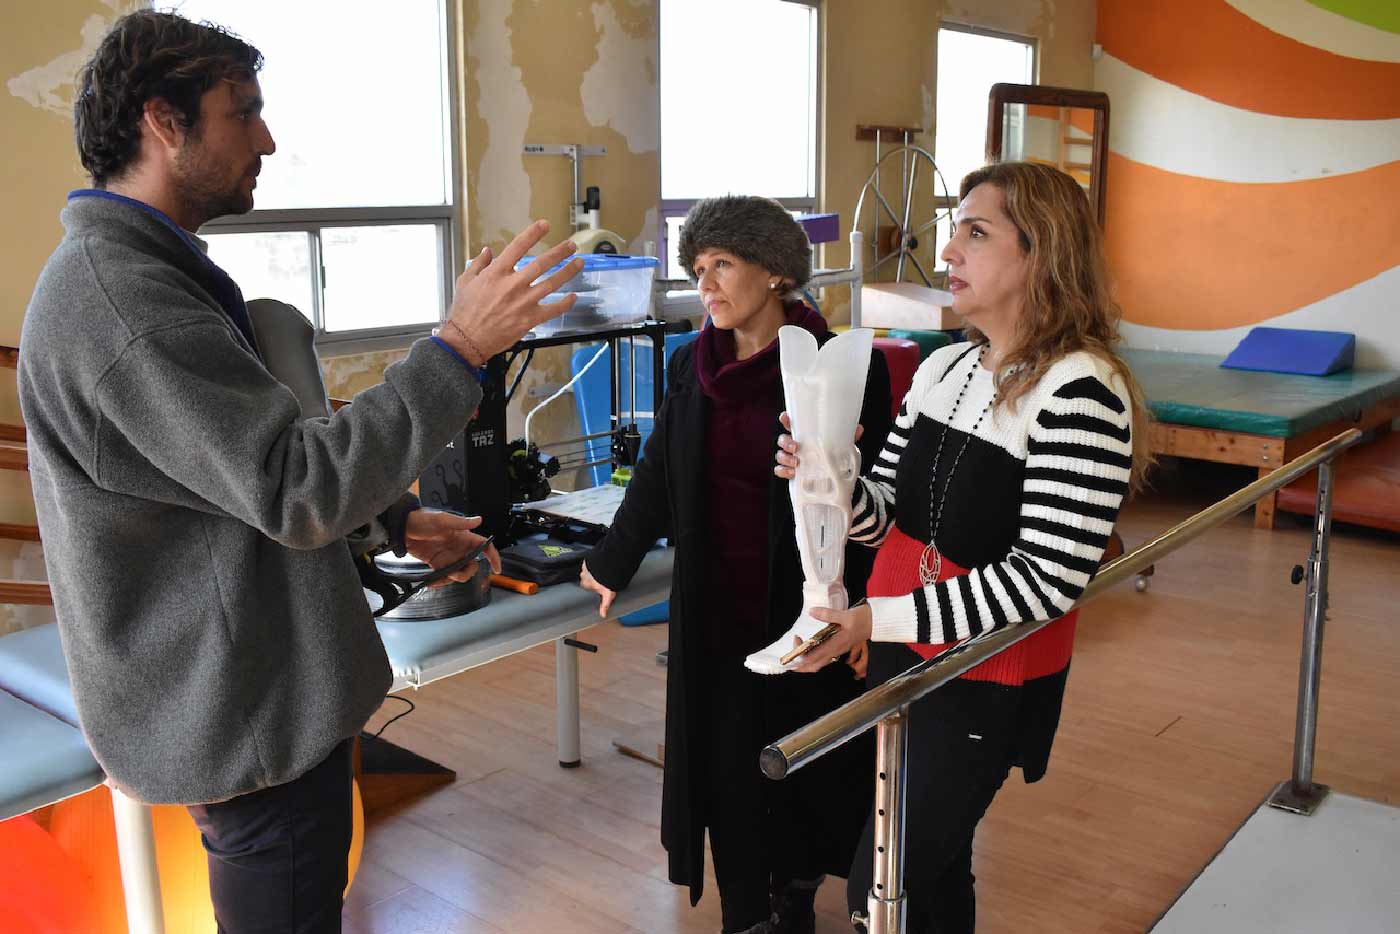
[19, 10, 580, 931]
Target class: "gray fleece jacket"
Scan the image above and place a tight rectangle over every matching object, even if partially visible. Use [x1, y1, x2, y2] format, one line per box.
[18, 192, 482, 804]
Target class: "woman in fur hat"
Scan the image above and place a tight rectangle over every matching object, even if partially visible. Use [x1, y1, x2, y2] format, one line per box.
[581, 195, 891, 934]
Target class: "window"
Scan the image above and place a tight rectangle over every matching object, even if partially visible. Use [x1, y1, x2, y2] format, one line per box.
[931, 24, 1035, 266]
[183, 0, 457, 349]
[659, 0, 819, 279]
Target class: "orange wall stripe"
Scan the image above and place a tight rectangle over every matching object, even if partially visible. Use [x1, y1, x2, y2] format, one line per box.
[1098, 0, 1400, 120]
[1105, 152, 1400, 330]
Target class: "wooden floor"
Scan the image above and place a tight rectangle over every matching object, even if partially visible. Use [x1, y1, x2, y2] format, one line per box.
[350, 474, 1400, 933]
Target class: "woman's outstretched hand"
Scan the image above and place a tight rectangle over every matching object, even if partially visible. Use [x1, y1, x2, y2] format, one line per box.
[579, 561, 617, 618]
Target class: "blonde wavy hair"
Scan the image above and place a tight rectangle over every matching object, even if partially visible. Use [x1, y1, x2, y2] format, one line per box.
[958, 161, 1153, 494]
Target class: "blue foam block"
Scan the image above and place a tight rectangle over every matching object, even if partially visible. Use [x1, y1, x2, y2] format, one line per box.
[619, 600, 669, 627]
[1221, 327, 1355, 377]
[796, 212, 839, 244]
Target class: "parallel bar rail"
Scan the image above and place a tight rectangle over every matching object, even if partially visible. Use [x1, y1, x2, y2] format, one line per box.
[761, 428, 1361, 781]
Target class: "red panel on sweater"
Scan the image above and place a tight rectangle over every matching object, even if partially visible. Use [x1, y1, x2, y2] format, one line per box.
[866, 524, 1076, 685]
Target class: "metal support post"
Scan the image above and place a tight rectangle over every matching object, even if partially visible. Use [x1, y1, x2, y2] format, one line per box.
[557, 634, 582, 768]
[568, 143, 582, 228]
[873, 131, 883, 265]
[521, 143, 606, 232]
[608, 336, 620, 473]
[850, 230, 864, 330]
[868, 708, 910, 934]
[110, 784, 166, 934]
[1268, 460, 1336, 815]
[896, 130, 914, 282]
[651, 322, 667, 418]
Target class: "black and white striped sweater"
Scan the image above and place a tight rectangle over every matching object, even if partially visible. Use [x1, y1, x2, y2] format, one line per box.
[850, 341, 1134, 644]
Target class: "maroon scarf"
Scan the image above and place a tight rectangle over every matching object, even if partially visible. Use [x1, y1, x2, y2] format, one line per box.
[695, 300, 829, 656]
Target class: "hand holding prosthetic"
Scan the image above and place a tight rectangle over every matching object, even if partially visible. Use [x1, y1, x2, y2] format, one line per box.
[746, 326, 874, 675]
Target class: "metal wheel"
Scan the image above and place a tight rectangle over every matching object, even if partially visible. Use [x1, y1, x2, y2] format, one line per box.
[851, 144, 956, 288]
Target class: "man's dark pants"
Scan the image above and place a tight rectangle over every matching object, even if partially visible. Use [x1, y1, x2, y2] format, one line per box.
[187, 737, 354, 934]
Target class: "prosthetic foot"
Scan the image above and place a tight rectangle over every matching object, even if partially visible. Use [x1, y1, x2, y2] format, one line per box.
[746, 326, 873, 675]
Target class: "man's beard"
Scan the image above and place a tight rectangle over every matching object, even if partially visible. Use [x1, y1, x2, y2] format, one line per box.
[173, 140, 254, 227]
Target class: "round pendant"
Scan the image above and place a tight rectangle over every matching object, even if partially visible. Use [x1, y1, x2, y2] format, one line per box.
[918, 543, 942, 586]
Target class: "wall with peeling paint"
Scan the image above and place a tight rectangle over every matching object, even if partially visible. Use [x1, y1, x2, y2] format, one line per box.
[459, 0, 661, 460]
[2, 1, 142, 346]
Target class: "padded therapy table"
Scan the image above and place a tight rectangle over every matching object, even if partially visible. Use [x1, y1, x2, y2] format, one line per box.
[1124, 350, 1400, 529]
[376, 546, 673, 765]
[0, 626, 167, 932]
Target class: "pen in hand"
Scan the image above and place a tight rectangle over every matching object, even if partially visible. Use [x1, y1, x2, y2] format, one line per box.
[779, 599, 867, 666]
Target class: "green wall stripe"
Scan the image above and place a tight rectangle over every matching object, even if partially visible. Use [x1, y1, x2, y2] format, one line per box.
[1306, 0, 1400, 34]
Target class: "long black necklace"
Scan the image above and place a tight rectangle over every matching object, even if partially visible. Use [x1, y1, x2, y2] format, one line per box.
[919, 346, 997, 586]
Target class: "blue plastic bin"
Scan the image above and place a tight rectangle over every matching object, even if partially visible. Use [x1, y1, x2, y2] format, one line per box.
[570, 330, 698, 488]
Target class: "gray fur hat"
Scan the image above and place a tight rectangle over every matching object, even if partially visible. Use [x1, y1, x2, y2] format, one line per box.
[677, 195, 812, 290]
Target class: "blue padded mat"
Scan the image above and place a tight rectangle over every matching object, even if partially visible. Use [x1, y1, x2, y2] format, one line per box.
[377, 548, 672, 688]
[0, 623, 79, 726]
[1122, 349, 1400, 438]
[0, 690, 103, 820]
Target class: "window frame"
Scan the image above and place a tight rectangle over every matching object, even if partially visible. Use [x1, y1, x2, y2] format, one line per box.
[930, 21, 1037, 265]
[657, 0, 823, 281]
[199, 0, 462, 356]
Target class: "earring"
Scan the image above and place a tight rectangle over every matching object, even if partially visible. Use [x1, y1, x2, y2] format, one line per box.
[769, 281, 780, 291]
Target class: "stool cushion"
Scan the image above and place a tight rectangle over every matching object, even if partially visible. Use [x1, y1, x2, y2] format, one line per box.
[874, 337, 920, 419]
[887, 328, 953, 361]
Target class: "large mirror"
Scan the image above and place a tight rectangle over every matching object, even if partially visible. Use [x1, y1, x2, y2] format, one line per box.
[986, 84, 1110, 226]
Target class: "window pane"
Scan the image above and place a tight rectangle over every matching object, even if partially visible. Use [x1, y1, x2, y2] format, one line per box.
[933, 212, 953, 277]
[934, 29, 1034, 193]
[203, 231, 314, 320]
[664, 216, 687, 279]
[179, 0, 450, 209]
[321, 225, 442, 332]
[661, 0, 816, 199]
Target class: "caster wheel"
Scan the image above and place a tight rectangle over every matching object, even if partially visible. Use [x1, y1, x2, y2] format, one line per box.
[1134, 576, 1150, 593]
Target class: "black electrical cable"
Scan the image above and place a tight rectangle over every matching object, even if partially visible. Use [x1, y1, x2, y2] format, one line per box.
[371, 694, 417, 737]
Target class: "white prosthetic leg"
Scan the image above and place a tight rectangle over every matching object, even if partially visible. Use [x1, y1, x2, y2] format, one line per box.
[745, 326, 874, 675]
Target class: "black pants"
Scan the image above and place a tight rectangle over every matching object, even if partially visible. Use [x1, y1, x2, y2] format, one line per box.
[188, 738, 354, 934]
[705, 656, 832, 933]
[847, 644, 1020, 934]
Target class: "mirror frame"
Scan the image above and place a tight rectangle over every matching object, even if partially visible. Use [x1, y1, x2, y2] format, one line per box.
[985, 83, 1111, 226]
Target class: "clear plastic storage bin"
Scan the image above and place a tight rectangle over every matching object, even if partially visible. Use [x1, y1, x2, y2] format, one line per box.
[515, 254, 659, 337]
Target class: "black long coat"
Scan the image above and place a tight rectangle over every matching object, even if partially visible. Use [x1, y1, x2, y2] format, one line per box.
[586, 333, 893, 905]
